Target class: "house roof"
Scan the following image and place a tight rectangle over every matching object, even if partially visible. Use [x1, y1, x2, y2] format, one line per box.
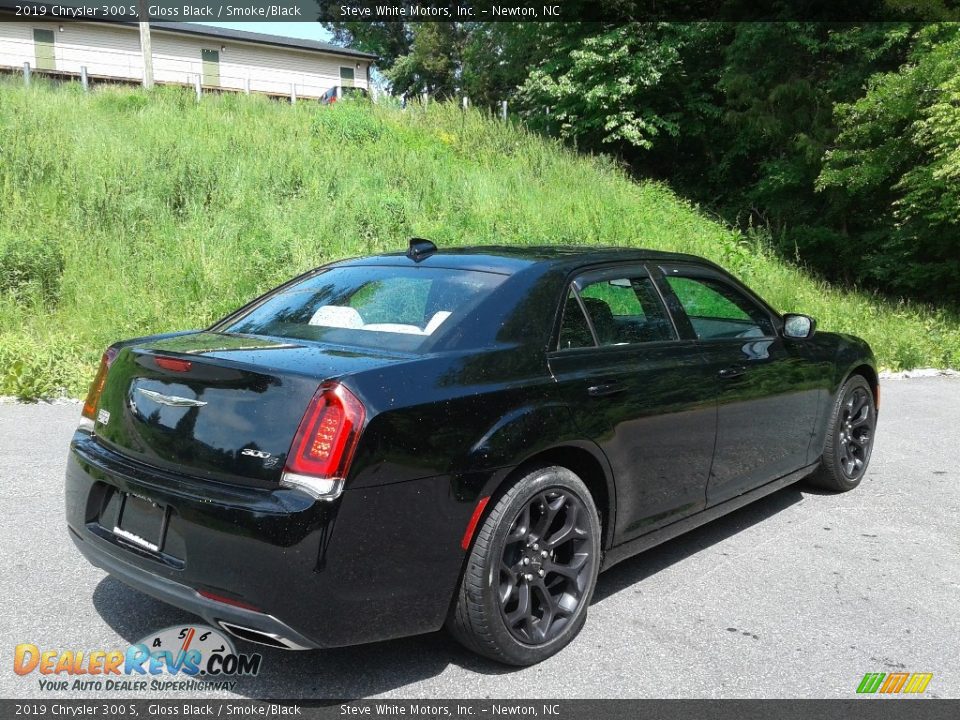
[150, 23, 377, 61]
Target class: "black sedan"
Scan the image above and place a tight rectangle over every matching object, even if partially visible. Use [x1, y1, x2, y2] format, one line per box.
[66, 241, 878, 666]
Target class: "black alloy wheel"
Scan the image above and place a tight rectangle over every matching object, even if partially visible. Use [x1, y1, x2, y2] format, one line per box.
[498, 489, 594, 644]
[809, 374, 876, 492]
[500, 488, 595, 644]
[837, 385, 874, 480]
[447, 466, 601, 666]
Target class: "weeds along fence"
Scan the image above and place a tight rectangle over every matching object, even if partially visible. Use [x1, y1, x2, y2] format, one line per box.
[0, 36, 518, 115]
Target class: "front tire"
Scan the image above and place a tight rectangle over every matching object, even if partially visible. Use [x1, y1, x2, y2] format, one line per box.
[808, 374, 876, 492]
[447, 466, 601, 666]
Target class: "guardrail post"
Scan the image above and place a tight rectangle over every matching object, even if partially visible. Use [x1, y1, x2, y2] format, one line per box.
[23, 62, 31, 86]
[80, 66, 89, 92]
[290, 84, 297, 104]
[462, 96, 469, 110]
[501, 100, 508, 121]
[194, 74, 202, 101]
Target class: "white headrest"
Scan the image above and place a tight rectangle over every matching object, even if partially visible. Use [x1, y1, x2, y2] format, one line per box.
[424, 311, 452, 334]
[308, 305, 364, 329]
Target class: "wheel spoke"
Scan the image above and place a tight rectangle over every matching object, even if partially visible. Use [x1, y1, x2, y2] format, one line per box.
[545, 504, 586, 549]
[850, 390, 867, 416]
[530, 493, 564, 541]
[505, 582, 531, 627]
[508, 504, 531, 541]
[529, 580, 557, 642]
[545, 553, 587, 581]
[850, 407, 871, 428]
[839, 442, 851, 464]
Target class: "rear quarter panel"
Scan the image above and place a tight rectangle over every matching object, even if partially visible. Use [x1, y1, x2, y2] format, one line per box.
[346, 346, 589, 494]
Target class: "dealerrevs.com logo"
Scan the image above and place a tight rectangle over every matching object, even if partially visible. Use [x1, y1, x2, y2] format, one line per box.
[14, 625, 262, 693]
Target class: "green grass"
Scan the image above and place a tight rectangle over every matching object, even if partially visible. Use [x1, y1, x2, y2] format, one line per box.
[1, 79, 958, 399]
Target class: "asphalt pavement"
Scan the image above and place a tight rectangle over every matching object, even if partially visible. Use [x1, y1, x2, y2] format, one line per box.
[1, 377, 957, 699]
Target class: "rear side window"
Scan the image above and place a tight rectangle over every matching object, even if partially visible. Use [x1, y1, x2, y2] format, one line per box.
[666, 276, 774, 339]
[223, 266, 506, 352]
[558, 291, 594, 350]
[557, 273, 676, 349]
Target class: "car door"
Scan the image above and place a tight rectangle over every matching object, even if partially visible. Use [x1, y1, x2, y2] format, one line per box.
[547, 265, 718, 544]
[655, 263, 822, 506]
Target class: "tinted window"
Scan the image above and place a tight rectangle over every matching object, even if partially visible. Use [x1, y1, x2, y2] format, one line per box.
[223, 266, 506, 352]
[556, 274, 675, 350]
[578, 275, 675, 346]
[557, 291, 594, 350]
[666, 276, 774, 339]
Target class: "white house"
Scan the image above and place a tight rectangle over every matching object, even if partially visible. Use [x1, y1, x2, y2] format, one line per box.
[0, 19, 375, 100]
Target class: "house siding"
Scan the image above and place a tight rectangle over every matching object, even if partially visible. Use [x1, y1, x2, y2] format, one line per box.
[0, 21, 370, 99]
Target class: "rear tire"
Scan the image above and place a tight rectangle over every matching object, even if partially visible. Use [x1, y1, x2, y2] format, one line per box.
[808, 375, 876, 492]
[447, 466, 601, 666]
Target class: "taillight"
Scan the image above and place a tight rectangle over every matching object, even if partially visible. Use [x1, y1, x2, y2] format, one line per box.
[281, 383, 365, 500]
[155, 356, 192, 372]
[81, 347, 119, 420]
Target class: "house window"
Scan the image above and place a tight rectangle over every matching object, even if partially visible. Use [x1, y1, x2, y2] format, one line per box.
[201, 49, 220, 87]
[340, 66, 355, 87]
[33, 29, 55, 71]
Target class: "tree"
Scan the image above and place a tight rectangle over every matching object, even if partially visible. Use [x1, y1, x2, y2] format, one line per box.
[818, 23, 960, 299]
[460, 23, 541, 108]
[324, 22, 413, 69]
[388, 23, 467, 99]
[515, 23, 691, 150]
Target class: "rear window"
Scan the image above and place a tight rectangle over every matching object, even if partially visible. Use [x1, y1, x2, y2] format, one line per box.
[221, 266, 507, 352]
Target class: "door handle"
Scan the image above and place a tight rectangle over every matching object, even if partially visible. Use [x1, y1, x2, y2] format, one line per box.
[587, 382, 627, 397]
[718, 365, 747, 380]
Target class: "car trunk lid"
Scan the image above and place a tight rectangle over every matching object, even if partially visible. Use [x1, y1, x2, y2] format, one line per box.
[92, 332, 408, 487]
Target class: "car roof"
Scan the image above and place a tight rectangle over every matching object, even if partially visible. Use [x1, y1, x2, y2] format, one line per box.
[331, 245, 711, 275]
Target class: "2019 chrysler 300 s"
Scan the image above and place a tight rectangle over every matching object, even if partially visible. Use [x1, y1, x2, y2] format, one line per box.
[66, 240, 878, 665]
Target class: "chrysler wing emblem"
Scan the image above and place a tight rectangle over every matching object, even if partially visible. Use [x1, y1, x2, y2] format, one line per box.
[136, 388, 207, 408]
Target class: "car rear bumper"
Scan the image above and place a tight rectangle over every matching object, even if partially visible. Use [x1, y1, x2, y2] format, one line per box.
[66, 430, 474, 650]
[68, 524, 317, 649]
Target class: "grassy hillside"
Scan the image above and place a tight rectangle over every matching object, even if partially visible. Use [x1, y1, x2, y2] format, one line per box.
[1, 79, 958, 399]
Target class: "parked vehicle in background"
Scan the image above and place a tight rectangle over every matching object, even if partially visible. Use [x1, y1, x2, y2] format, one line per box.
[320, 86, 370, 104]
[66, 240, 878, 665]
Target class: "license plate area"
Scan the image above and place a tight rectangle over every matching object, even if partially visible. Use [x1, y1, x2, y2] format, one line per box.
[114, 493, 168, 553]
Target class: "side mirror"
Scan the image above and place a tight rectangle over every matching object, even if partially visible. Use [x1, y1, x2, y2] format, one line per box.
[782, 313, 816, 339]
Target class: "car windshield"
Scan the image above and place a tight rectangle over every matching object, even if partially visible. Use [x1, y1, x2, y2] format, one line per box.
[221, 265, 507, 352]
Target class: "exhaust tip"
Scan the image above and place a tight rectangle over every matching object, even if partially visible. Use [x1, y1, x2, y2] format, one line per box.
[218, 621, 309, 651]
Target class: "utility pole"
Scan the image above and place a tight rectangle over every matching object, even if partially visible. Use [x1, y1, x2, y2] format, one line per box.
[137, 0, 154, 89]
